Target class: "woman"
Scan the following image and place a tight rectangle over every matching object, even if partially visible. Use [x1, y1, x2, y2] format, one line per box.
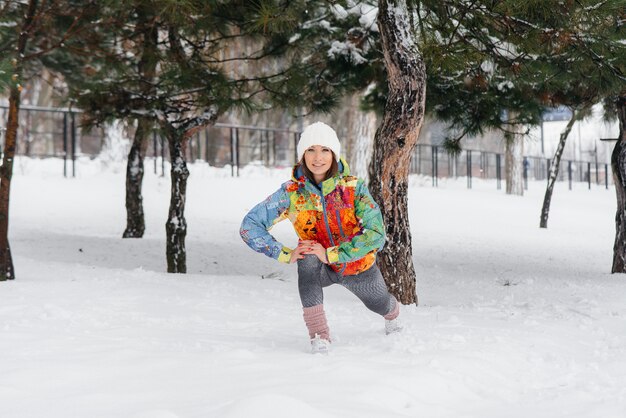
[240, 121, 400, 354]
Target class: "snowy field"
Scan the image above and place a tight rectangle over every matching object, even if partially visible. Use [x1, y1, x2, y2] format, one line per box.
[1, 157, 625, 418]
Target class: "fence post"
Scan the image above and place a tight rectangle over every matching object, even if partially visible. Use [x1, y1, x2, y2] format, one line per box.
[546, 158, 550, 183]
[235, 128, 240, 177]
[265, 130, 271, 166]
[418, 144, 422, 175]
[588, 162, 591, 189]
[196, 132, 201, 161]
[496, 153, 501, 190]
[159, 135, 166, 177]
[467, 150, 472, 189]
[272, 131, 277, 167]
[62, 112, 68, 177]
[70, 112, 76, 177]
[205, 128, 210, 164]
[481, 152, 486, 178]
[596, 162, 599, 185]
[153, 130, 157, 175]
[568, 160, 572, 190]
[435, 147, 439, 186]
[523, 157, 528, 190]
[448, 153, 453, 179]
[294, 132, 298, 164]
[431, 146, 436, 187]
[606, 163, 609, 190]
[230, 128, 235, 177]
[189, 133, 195, 161]
[454, 150, 459, 179]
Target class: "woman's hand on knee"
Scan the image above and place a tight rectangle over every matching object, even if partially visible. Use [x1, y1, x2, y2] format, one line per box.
[300, 241, 329, 264]
[289, 244, 307, 264]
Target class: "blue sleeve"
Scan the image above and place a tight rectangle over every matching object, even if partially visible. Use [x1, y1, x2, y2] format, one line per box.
[239, 186, 293, 263]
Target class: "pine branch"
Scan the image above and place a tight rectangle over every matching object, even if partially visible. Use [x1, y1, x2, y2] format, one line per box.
[24, 2, 96, 61]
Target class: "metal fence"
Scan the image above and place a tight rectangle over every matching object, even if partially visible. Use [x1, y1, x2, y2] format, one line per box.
[0, 104, 301, 178]
[0, 104, 103, 177]
[413, 145, 611, 190]
[0, 104, 613, 190]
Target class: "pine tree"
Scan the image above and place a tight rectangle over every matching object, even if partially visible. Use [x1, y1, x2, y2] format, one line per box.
[486, 1, 626, 228]
[0, 0, 37, 282]
[69, 0, 357, 273]
[421, 1, 624, 205]
[0, 0, 99, 281]
[418, 1, 547, 196]
[121, 3, 158, 239]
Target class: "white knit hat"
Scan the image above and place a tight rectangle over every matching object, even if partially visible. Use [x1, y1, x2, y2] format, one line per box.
[297, 122, 341, 162]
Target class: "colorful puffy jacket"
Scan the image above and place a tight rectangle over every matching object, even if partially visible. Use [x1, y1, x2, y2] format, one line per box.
[240, 159, 386, 276]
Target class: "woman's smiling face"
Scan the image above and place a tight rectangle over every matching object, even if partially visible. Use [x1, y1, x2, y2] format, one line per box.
[304, 145, 334, 183]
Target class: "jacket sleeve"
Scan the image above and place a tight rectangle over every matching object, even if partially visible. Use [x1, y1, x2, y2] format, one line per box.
[240, 185, 293, 263]
[326, 178, 386, 264]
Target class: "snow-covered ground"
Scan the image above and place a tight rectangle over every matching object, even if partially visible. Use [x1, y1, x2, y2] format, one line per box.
[2, 157, 625, 418]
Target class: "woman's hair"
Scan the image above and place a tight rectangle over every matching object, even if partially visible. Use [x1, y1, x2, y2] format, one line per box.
[299, 152, 339, 184]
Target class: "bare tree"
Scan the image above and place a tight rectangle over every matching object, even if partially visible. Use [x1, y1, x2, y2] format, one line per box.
[539, 109, 579, 228]
[0, 0, 98, 281]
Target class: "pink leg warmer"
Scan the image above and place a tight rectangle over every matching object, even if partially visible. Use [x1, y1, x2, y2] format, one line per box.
[383, 299, 400, 320]
[302, 304, 330, 341]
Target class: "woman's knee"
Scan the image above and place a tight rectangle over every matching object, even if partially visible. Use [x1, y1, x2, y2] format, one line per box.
[297, 254, 324, 273]
[342, 268, 394, 316]
[361, 294, 394, 316]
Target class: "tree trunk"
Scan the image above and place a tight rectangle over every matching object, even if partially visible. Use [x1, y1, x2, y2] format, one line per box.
[505, 125, 524, 196]
[540, 110, 577, 228]
[0, 0, 38, 282]
[0, 85, 20, 282]
[611, 95, 626, 273]
[165, 130, 189, 273]
[123, 4, 157, 238]
[123, 119, 150, 238]
[369, 0, 426, 305]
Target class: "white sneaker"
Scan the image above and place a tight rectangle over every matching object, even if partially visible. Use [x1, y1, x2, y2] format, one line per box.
[310, 334, 331, 355]
[385, 318, 402, 335]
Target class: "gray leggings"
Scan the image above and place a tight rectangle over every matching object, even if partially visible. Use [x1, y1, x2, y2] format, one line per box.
[297, 254, 396, 316]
